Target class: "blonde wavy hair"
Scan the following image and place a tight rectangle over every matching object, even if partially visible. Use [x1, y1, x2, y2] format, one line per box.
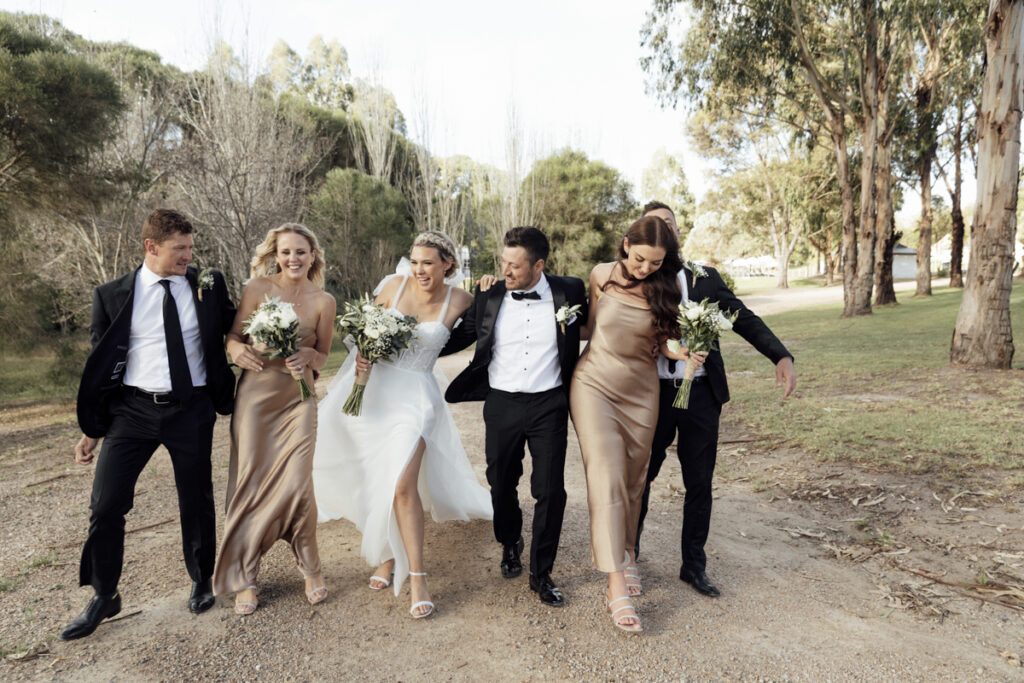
[250, 223, 326, 288]
[412, 231, 460, 277]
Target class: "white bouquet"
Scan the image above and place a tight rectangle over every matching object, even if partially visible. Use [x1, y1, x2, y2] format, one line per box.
[335, 295, 418, 416]
[666, 298, 738, 409]
[242, 295, 313, 400]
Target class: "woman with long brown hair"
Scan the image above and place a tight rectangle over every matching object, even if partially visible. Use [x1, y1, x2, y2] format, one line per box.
[570, 215, 706, 634]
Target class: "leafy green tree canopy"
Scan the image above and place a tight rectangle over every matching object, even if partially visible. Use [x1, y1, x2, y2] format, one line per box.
[0, 12, 123, 211]
[527, 148, 635, 280]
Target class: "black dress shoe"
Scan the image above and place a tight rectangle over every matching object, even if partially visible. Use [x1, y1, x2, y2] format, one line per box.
[189, 578, 215, 614]
[529, 574, 565, 607]
[679, 567, 720, 597]
[60, 592, 122, 641]
[500, 536, 525, 579]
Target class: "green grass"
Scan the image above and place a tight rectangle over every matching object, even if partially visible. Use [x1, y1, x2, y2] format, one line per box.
[723, 285, 1024, 476]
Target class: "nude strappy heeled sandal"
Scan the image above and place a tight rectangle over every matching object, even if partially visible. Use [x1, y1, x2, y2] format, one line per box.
[607, 595, 642, 634]
[625, 565, 643, 596]
[234, 585, 258, 615]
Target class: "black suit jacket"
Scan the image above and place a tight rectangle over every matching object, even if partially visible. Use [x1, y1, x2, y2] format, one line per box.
[441, 273, 588, 402]
[76, 265, 238, 438]
[684, 265, 792, 405]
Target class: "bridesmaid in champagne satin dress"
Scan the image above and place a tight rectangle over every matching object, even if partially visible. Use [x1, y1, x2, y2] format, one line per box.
[213, 224, 336, 614]
[570, 216, 703, 634]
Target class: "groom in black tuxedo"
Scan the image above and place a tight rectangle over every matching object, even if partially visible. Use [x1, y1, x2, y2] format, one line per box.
[61, 209, 237, 640]
[635, 201, 796, 598]
[443, 227, 587, 606]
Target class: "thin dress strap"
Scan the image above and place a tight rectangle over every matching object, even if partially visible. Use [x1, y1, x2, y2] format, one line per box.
[391, 275, 409, 309]
[438, 285, 454, 322]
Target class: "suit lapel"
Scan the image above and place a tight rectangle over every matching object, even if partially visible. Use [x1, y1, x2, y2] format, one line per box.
[479, 281, 506, 352]
[548, 274, 567, 360]
[682, 267, 696, 302]
[185, 267, 209, 343]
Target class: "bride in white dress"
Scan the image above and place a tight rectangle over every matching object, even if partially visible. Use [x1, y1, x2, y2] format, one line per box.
[313, 231, 492, 618]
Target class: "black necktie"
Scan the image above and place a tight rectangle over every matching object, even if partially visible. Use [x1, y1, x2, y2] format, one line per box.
[158, 279, 193, 401]
[511, 291, 540, 301]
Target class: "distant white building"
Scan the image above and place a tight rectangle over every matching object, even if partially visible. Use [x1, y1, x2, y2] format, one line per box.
[892, 243, 917, 279]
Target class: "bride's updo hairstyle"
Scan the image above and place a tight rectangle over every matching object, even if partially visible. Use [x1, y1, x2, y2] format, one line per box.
[412, 231, 460, 278]
[603, 215, 682, 338]
[250, 223, 326, 288]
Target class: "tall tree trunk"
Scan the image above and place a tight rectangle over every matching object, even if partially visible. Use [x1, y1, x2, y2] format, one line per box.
[949, 107, 966, 288]
[873, 99, 896, 305]
[916, 155, 934, 295]
[950, 0, 1021, 368]
[789, 0, 858, 314]
[852, 0, 880, 315]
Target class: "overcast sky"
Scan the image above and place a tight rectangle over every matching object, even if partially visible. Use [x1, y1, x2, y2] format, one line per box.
[6, 0, 713, 202]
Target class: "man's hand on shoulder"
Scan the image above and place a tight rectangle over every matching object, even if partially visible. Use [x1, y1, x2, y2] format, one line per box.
[776, 357, 796, 399]
[477, 275, 499, 292]
[75, 435, 99, 465]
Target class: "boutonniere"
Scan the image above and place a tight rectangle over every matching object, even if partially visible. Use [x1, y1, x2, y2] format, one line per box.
[555, 303, 582, 334]
[684, 260, 708, 279]
[197, 267, 215, 301]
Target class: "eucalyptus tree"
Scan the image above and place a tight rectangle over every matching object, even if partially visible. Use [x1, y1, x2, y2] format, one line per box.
[267, 36, 355, 112]
[950, 0, 1022, 369]
[934, 9, 986, 289]
[642, 0, 916, 316]
[688, 107, 833, 287]
[641, 147, 696, 237]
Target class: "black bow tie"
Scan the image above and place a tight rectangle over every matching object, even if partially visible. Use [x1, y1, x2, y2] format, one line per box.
[511, 291, 541, 301]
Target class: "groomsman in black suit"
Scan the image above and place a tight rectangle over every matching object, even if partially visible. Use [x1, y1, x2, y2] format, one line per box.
[443, 227, 587, 606]
[635, 201, 796, 597]
[61, 209, 237, 640]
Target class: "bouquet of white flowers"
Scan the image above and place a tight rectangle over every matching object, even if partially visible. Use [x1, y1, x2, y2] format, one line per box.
[666, 298, 738, 409]
[242, 295, 313, 400]
[335, 295, 418, 416]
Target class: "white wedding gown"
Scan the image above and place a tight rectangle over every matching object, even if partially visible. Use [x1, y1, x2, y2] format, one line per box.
[313, 275, 492, 595]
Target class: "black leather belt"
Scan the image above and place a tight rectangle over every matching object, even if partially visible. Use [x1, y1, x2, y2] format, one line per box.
[126, 386, 176, 404]
[125, 385, 205, 405]
[660, 376, 707, 389]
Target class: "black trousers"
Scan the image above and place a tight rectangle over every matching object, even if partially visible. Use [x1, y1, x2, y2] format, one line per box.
[482, 387, 568, 578]
[79, 387, 217, 596]
[636, 378, 721, 574]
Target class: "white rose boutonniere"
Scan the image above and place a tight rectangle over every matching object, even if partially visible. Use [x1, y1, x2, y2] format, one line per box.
[684, 260, 708, 279]
[555, 303, 582, 334]
[197, 267, 215, 301]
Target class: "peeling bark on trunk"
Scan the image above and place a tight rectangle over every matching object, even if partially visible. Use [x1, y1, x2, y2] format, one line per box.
[873, 94, 896, 306]
[916, 154, 934, 296]
[950, 0, 1021, 369]
[949, 109, 966, 288]
[852, 0, 880, 316]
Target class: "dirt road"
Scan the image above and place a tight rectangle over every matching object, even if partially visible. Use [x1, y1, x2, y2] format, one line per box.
[2, 281, 1022, 680]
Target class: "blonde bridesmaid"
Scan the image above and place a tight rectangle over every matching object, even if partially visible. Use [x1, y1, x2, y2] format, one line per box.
[213, 223, 336, 614]
[569, 216, 705, 633]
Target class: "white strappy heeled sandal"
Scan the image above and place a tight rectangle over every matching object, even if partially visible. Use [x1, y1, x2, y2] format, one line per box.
[368, 573, 393, 591]
[625, 565, 643, 596]
[607, 595, 643, 634]
[408, 571, 435, 619]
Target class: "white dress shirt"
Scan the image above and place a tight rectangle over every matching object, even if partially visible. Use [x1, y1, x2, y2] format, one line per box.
[123, 264, 207, 392]
[489, 274, 562, 393]
[657, 268, 708, 380]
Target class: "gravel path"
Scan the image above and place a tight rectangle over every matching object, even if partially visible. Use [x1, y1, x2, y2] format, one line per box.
[2, 281, 1022, 681]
